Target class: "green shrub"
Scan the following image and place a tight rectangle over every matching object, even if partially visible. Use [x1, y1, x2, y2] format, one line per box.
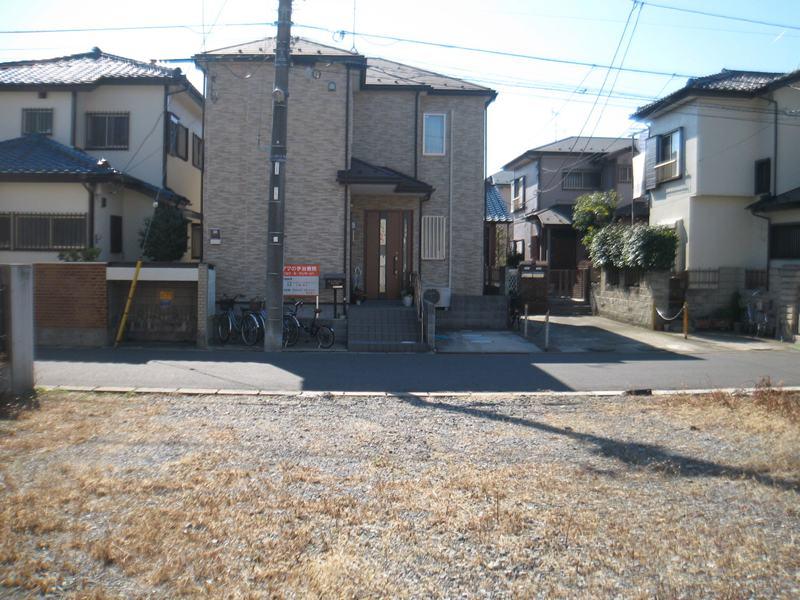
[590, 224, 677, 271]
[139, 203, 188, 261]
[573, 190, 617, 247]
[58, 247, 101, 262]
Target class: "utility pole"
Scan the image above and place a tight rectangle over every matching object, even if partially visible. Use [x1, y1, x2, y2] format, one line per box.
[264, 0, 292, 351]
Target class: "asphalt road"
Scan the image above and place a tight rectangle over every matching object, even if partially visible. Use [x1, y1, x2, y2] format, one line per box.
[35, 346, 800, 393]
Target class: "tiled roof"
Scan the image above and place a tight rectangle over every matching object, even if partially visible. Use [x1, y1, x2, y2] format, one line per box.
[337, 158, 433, 195]
[748, 187, 800, 213]
[633, 68, 793, 119]
[365, 57, 492, 93]
[0, 47, 187, 87]
[0, 135, 189, 205]
[486, 184, 512, 222]
[531, 204, 574, 226]
[0, 135, 117, 176]
[502, 137, 634, 170]
[198, 37, 495, 95]
[203, 37, 358, 58]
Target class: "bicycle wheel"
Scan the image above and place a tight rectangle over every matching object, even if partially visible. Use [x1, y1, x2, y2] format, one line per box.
[217, 313, 232, 344]
[283, 316, 299, 347]
[241, 313, 261, 346]
[316, 325, 335, 349]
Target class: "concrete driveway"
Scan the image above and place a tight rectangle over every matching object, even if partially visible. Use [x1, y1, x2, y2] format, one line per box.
[523, 315, 796, 354]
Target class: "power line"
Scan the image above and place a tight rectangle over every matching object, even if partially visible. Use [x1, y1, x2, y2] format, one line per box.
[641, 1, 800, 32]
[294, 23, 696, 78]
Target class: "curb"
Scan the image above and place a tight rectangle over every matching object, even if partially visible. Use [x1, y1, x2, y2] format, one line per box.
[37, 385, 800, 398]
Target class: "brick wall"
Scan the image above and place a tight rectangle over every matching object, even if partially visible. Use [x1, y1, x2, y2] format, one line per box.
[34, 262, 107, 346]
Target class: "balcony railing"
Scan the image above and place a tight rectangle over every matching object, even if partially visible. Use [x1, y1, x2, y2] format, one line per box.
[655, 159, 678, 183]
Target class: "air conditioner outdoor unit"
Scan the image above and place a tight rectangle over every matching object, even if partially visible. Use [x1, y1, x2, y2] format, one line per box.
[422, 286, 451, 309]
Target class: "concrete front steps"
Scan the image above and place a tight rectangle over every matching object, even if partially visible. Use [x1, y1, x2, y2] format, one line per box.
[347, 303, 428, 352]
[547, 297, 593, 316]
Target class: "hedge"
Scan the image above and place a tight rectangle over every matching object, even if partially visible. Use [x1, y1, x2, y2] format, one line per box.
[589, 224, 677, 271]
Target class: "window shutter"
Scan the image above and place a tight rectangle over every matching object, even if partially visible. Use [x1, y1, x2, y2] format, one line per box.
[644, 135, 658, 190]
[421, 215, 446, 260]
[675, 126, 684, 179]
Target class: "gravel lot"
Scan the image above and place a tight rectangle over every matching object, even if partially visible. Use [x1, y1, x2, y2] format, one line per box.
[1, 389, 799, 598]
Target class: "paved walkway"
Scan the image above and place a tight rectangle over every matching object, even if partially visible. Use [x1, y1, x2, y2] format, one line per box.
[35, 343, 800, 394]
[523, 315, 794, 353]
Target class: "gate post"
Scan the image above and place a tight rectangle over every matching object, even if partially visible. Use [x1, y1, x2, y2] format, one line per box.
[8, 265, 34, 394]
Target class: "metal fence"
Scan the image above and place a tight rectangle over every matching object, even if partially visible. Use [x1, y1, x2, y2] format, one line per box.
[0, 276, 6, 359]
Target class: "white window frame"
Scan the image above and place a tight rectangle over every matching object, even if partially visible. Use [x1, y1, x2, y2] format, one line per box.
[512, 176, 526, 211]
[617, 165, 633, 184]
[22, 108, 54, 136]
[422, 113, 446, 156]
[421, 215, 447, 260]
[655, 129, 681, 184]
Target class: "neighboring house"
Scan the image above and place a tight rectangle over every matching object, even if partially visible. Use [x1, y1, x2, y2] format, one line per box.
[484, 176, 513, 292]
[501, 136, 637, 295]
[0, 48, 203, 263]
[195, 38, 496, 306]
[632, 68, 800, 336]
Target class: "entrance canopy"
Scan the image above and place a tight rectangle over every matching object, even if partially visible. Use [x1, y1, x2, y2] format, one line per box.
[337, 158, 433, 199]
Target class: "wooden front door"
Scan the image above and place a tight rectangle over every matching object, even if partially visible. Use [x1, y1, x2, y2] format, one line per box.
[364, 210, 412, 299]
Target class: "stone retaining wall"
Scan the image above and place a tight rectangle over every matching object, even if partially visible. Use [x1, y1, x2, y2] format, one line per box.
[592, 270, 670, 329]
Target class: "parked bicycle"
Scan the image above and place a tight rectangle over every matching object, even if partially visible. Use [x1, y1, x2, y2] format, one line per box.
[283, 300, 335, 349]
[240, 299, 300, 348]
[216, 295, 260, 345]
[745, 289, 769, 337]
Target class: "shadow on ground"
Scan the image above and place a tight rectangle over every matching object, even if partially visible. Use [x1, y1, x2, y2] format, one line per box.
[398, 394, 800, 493]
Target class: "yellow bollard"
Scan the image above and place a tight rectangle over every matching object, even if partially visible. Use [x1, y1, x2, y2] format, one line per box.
[682, 301, 689, 340]
[114, 259, 143, 348]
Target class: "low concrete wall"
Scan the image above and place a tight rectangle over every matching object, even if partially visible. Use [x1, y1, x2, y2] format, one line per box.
[436, 294, 508, 330]
[592, 270, 670, 329]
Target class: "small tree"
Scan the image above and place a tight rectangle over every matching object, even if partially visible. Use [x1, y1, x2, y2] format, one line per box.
[139, 203, 188, 261]
[572, 190, 618, 248]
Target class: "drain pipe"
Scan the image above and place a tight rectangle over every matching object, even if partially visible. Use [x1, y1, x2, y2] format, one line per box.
[448, 109, 454, 290]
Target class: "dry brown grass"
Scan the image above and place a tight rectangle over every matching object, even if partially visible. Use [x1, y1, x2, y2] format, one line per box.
[0, 390, 798, 598]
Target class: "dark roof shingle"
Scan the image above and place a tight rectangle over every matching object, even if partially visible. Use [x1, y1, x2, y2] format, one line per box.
[486, 184, 512, 222]
[0, 135, 117, 176]
[337, 158, 433, 195]
[197, 37, 495, 96]
[0, 47, 187, 87]
[633, 68, 794, 119]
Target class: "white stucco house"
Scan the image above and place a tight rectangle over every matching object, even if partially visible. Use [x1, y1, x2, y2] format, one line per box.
[0, 48, 203, 263]
[632, 68, 800, 337]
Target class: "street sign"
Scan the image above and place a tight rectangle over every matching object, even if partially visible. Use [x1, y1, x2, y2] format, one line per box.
[283, 264, 320, 297]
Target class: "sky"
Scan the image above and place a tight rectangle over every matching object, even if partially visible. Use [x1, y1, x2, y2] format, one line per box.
[2, 0, 800, 173]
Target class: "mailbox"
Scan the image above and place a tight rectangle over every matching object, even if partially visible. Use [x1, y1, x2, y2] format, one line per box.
[517, 261, 548, 314]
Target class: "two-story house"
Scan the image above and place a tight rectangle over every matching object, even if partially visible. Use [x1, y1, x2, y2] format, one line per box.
[501, 136, 637, 296]
[196, 38, 495, 312]
[632, 68, 800, 337]
[0, 48, 203, 263]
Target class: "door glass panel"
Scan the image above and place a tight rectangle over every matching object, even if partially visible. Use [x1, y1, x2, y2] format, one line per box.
[402, 213, 409, 286]
[379, 217, 387, 294]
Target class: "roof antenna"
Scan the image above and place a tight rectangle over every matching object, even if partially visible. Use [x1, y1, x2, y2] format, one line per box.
[350, 0, 358, 53]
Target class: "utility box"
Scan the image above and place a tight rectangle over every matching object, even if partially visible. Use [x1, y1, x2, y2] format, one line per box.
[517, 261, 549, 314]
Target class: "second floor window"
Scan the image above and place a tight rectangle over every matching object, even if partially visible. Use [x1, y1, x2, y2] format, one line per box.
[617, 165, 633, 184]
[22, 108, 53, 135]
[86, 112, 129, 150]
[192, 133, 203, 169]
[754, 158, 771, 195]
[513, 176, 526, 211]
[423, 113, 446, 156]
[562, 170, 601, 191]
[656, 129, 681, 184]
[168, 115, 189, 161]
